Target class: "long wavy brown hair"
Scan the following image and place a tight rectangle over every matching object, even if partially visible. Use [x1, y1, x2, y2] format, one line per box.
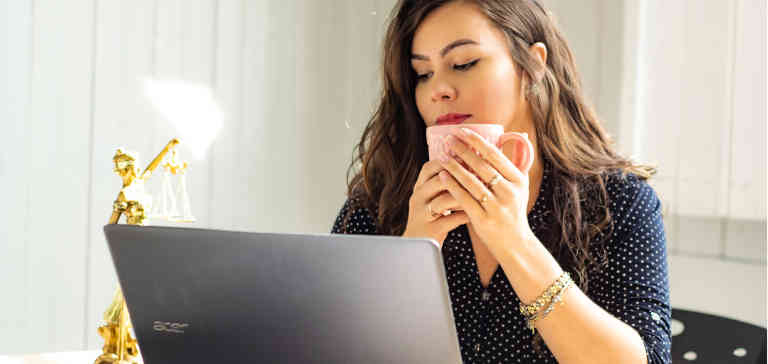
[339, 0, 655, 354]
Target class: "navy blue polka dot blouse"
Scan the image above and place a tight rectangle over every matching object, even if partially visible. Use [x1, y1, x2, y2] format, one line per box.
[331, 159, 672, 363]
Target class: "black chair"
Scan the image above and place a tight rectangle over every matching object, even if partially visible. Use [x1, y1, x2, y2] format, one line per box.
[671, 308, 766, 363]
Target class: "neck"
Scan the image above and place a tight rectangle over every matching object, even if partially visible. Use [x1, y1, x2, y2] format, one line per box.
[526, 154, 543, 213]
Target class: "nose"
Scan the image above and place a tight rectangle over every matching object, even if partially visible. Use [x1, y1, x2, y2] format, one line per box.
[431, 81, 456, 103]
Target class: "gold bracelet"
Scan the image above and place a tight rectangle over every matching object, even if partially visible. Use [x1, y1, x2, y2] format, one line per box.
[525, 278, 573, 334]
[519, 271, 573, 318]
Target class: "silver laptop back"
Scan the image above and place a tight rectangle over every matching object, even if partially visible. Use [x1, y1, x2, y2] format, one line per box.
[103, 224, 462, 363]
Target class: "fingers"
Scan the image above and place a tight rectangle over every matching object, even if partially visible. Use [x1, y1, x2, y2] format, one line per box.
[425, 191, 463, 222]
[405, 161, 470, 246]
[434, 210, 469, 232]
[448, 137, 498, 184]
[413, 162, 462, 222]
[448, 129, 530, 184]
[414, 160, 445, 189]
[418, 172, 453, 202]
[438, 167, 488, 219]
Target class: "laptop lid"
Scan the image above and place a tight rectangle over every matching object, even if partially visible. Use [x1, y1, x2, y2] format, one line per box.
[103, 224, 462, 363]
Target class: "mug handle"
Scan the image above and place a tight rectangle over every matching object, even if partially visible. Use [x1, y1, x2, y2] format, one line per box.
[497, 132, 534, 174]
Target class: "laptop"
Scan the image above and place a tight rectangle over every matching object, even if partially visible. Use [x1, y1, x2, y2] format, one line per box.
[103, 224, 462, 363]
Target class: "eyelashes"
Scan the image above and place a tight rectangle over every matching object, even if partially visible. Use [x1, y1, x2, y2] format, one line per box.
[453, 59, 479, 71]
[416, 59, 480, 83]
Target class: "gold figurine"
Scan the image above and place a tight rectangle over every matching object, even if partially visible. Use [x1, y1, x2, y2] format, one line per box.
[96, 138, 188, 364]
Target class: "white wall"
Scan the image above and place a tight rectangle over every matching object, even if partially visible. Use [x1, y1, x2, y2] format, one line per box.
[1, 0, 94, 353]
[1, 0, 765, 355]
[1, 0, 397, 354]
[545, 0, 766, 327]
[625, 1, 766, 326]
[549, 0, 766, 226]
[628, 0, 766, 229]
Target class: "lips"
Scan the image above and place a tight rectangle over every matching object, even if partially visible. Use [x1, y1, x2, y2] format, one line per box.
[436, 113, 472, 125]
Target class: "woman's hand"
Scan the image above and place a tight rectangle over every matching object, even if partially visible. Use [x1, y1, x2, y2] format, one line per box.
[438, 127, 536, 255]
[402, 160, 470, 247]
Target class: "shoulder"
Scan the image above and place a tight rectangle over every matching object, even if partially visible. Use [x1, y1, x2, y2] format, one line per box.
[331, 196, 380, 235]
[603, 170, 661, 209]
[602, 170, 663, 232]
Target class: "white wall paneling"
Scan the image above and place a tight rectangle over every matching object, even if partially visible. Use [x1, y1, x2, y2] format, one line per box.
[4, 0, 399, 353]
[0, 0, 33, 353]
[549, 0, 765, 325]
[209, 0, 244, 231]
[152, 0, 216, 229]
[85, 0, 158, 350]
[723, 0, 766, 264]
[28, 0, 95, 351]
[0, 0, 95, 353]
[677, 0, 733, 220]
[545, 0, 601, 116]
[244, 0, 302, 234]
[297, 0, 392, 234]
[728, 0, 766, 222]
[621, 0, 765, 261]
[614, 0, 766, 325]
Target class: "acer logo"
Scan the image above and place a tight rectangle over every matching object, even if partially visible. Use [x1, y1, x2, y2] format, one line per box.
[153, 321, 189, 333]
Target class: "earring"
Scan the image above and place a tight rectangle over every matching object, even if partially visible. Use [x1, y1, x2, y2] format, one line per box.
[526, 82, 540, 98]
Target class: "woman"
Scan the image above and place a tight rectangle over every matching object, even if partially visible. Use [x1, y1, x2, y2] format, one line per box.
[331, 0, 671, 363]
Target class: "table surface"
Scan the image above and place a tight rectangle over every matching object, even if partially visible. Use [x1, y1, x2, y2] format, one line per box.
[0, 351, 122, 364]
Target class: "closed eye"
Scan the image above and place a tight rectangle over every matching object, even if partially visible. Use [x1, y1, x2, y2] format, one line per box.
[415, 59, 480, 83]
[454, 59, 479, 71]
[416, 71, 433, 82]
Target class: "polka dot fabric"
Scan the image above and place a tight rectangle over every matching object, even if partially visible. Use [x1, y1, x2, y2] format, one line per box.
[331, 160, 671, 363]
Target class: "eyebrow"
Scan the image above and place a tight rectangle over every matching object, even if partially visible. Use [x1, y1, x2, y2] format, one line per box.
[411, 38, 479, 61]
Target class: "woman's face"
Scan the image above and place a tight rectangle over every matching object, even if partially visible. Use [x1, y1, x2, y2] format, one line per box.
[411, 1, 531, 134]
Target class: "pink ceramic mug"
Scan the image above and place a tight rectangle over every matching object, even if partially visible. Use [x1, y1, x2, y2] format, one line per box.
[426, 123, 534, 174]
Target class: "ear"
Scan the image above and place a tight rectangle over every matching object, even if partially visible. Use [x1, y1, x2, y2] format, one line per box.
[529, 42, 547, 66]
[528, 42, 548, 81]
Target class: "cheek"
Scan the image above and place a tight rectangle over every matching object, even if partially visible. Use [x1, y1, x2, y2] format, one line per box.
[475, 65, 521, 123]
[415, 87, 429, 122]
